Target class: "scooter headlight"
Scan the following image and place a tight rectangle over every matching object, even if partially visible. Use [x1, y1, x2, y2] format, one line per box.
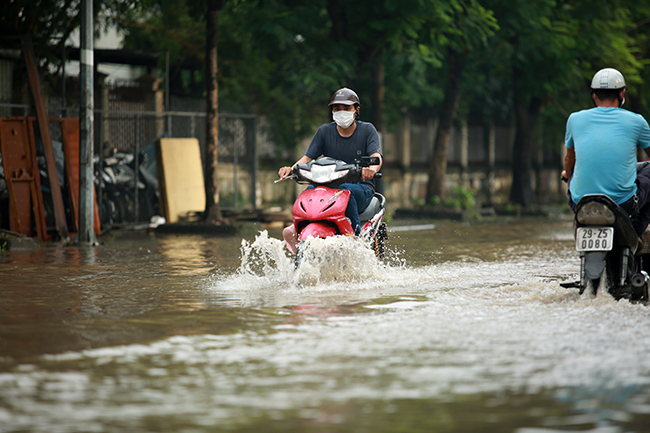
[576, 202, 616, 225]
[299, 168, 313, 180]
[330, 169, 349, 181]
[301, 164, 349, 183]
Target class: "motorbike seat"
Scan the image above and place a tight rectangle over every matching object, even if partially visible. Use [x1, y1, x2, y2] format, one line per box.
[359, 192, 386, 222]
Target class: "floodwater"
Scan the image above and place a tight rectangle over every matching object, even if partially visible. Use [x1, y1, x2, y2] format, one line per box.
[2, 216, 650, 433]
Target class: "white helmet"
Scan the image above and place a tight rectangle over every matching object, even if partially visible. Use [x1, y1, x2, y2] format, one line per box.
[590, 68, 626, 90]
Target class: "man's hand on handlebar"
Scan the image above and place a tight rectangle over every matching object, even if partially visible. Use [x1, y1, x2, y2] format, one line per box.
[561, 170, 569, 183]
[278, 166, 293, 180]
[361, 166, 379, 181]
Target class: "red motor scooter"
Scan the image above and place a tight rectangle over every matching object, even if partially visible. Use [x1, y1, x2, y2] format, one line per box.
[278, 156, 387, 265]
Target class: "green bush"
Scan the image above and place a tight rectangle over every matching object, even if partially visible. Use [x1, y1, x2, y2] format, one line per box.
[445, 185, 476, 211]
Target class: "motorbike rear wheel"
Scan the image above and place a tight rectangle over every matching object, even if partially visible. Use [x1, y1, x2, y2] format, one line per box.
[586, 278, 601, 296]
[604, 252, 634, 301]
[100, 195, 118, 226]
[581, 251, 623, 299]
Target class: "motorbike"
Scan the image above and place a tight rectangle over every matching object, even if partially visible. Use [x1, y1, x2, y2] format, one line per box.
[561, 164, 650, 301]
[94, 142, 159, 227]
[281, 156, 388, 266]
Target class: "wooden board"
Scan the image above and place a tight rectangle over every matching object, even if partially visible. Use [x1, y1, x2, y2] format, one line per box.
[0, 118, 45, 238]
[57, 118, 101, 236]
[22, 37, 68, 238]
[155, 138, 205, 223]
[0, 116, 101, 240]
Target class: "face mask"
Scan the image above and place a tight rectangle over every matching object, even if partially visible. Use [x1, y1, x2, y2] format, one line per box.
[332, 110, 355, 128]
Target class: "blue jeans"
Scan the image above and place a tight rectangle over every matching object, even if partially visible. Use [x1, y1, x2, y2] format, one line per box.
[306, 183, 374, 235]
[340, 183, 374, 235]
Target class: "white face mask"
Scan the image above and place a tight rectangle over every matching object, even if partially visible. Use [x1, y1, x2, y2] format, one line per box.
[332, 110, 355, 128]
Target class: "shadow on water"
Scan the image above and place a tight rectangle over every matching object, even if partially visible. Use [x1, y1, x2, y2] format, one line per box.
[1, 217, 650, 432]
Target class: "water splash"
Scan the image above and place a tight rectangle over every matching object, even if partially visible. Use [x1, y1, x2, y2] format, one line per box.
[293, 235, 388, 285]
[216, 229, 581, 306]
[238, 230, 294, 281]
[237, 231, 389, 287]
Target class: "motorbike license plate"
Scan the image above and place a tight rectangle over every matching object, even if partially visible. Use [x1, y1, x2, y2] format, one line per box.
[576, 227, 614, 251]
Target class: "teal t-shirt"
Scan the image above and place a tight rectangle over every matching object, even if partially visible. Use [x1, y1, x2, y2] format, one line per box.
[565, 107, 650, 204]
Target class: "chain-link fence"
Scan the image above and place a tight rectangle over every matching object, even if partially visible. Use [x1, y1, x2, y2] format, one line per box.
[1, 101, 260, 227]
[95, 109, 259, 225]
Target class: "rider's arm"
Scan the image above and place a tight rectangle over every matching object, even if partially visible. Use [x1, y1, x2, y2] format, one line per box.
[562, 147, 575, 180]
[644, 147, 650, 160]
[278, 155, 313, 179]
[562, 115, 576, 182]
[361, 152, 382, 181]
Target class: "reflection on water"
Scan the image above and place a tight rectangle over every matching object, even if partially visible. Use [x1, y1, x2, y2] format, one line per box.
[1, 218, 650, 432]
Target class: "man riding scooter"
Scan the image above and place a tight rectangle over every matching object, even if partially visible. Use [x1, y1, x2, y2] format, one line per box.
[562, 68, 650, 234]
[278, 87, 382, 253]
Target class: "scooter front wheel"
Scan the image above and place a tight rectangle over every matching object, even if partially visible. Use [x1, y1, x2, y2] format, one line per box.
[295, 241, 306, 269]
[372, 222, 387, 259]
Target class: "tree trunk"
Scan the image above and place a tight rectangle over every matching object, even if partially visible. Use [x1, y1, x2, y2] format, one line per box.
[426, 48, 464, 203]
[509, 69, 543, 208]
[203, 0, 225, 223]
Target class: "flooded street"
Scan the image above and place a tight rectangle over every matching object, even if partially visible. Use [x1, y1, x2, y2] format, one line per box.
[2, 217, 650, 432]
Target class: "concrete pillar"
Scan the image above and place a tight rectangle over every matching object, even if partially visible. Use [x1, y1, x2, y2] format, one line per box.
[94, 73, 108, 154]
[78, 0, 97, 244]
[137, 72, 164, 141]
[459, 117, 469, 186]
[560, 140, 568, 196]
[427, 117, 439, 160]
[534, 125, 543, 200]
[400, 107, 411, 169]
[400, 107, 411, 207]
[487, 121, 496, 202]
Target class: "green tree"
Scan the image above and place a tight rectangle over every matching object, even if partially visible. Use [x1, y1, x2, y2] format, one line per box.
[322, 0, 434, 131]
[204, 0, 225, 223]
[625, 1, 650, 118]
[423, 0, 498, 203]
[1, 0, 119, 86]
[113, 0, 341, 151]
[1, 0, 81, 54]
[485, 0, 643, 208]
[38, 0, 650, 213]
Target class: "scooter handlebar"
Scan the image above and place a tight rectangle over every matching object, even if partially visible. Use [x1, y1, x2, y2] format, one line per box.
[274, 174, 296, 184]
[278, 157, 382, 186]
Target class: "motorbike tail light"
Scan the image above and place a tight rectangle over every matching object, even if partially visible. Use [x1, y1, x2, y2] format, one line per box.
[576, 202, 615, 225]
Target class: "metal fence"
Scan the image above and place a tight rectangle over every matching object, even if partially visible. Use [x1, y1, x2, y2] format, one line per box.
[96, 109, 259, 225]
[0, 102, 260, 226]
